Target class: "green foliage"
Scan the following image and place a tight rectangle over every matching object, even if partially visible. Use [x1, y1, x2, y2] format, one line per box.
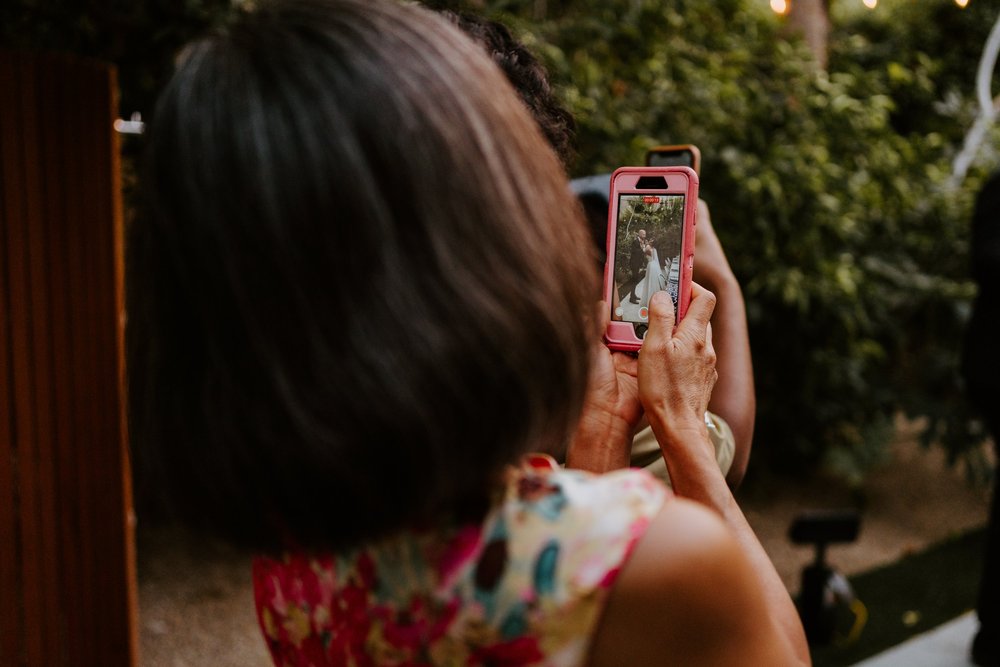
[0, 0, 235, 118]
[484, 0, 992, 477]
[7, 0, 993, 479]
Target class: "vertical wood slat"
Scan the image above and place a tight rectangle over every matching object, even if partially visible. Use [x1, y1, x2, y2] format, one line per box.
[37, 47, 80, 665]
[0, 52, 41, 665]
[50, 66, 85, 661]
[22, 51, 59, 664]
[20, 51, 63, 666]
[51, 52, 94, 663]
[63, 55, 98, 664]
[0, 50, 24, 667]
[0, 51, 136, 666]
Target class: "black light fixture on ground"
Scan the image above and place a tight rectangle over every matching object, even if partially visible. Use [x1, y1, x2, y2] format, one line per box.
[790, 509, 864, 647]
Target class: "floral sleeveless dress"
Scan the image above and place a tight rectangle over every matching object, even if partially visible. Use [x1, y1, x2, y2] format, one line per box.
[252, 457, 667, 666]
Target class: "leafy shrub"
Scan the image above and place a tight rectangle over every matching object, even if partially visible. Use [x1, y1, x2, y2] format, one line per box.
[13, 0, 995, 480]
[438, 0, 995, 480]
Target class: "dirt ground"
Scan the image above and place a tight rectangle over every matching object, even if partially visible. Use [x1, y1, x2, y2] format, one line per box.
[137, 426, 994, 666]
[742, 428, 993, 594]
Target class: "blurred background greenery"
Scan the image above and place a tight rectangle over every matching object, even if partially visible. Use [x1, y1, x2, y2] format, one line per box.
[4, 0, 998, 484]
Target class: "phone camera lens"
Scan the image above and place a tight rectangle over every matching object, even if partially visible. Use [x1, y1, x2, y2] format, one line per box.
[636, 324, 648, 339]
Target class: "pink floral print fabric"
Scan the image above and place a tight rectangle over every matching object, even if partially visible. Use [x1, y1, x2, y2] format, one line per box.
[252, 459, 667, 666]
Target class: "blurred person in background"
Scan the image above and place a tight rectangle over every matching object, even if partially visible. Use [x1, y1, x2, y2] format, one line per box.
[963, 171, 1000, 667]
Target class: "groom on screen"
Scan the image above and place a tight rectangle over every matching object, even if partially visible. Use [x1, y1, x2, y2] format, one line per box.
[620, 228, 647, 305]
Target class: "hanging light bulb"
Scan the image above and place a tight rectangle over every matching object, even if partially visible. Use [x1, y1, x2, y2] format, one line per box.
[956, 0, 969, 7]
[862, 0, 877, 7]
[771, 0, 789, 14]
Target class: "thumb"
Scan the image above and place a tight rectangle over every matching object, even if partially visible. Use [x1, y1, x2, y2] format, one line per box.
[645, 291, 676, 343]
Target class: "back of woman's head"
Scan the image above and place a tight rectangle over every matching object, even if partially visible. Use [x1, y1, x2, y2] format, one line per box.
[128, 0, 596, 552]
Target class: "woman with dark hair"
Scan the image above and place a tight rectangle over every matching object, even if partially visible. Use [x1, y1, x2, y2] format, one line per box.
[128, 0, 808, 664]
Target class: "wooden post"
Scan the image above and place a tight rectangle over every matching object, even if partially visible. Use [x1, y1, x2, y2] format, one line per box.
[787, 0, 831, 70]
[0, 51, 136, 667]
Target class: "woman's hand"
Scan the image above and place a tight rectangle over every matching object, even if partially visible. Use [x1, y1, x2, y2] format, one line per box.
[565, 303, 642, 473]
[638, 285, 718, 442]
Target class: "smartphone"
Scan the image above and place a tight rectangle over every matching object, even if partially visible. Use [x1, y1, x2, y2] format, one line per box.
[645, 144, 701, 175]
[604, 167, 698, 352]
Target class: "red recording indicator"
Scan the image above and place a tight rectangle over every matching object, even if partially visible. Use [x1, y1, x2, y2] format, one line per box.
[643, 196, 660, 204]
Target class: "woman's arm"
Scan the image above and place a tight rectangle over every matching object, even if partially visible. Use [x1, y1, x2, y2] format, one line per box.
[613, 286, 808, 664]
[693, 199, 755, 488]
[588, 498, 810, 666]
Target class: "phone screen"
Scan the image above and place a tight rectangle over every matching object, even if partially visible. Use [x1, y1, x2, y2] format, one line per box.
[611, 193, 685, 325]
[647, 151, 694, 169]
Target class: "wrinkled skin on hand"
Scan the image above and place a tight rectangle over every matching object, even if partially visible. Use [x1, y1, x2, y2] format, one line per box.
[637, 285, 718, 441]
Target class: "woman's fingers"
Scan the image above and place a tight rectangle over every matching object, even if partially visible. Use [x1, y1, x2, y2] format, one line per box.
[680, 283, 717, 334]
[638, 283, 719, 422]
[645, 283, 716, 346]
[645, 290, 676, 348]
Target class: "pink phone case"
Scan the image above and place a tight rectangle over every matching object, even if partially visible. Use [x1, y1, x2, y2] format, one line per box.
[603, 166, 698, 352]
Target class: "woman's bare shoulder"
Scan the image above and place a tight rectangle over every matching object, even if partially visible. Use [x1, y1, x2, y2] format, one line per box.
[587, 498, 803, 666]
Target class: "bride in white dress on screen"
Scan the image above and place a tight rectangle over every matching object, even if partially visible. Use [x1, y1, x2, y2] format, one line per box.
[638, 240, 667, 312]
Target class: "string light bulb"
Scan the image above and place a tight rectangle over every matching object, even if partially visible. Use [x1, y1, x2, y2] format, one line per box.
[767, 0, 969, 18]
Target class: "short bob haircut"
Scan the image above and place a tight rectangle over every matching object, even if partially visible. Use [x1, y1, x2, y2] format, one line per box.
[128, 0, 597, 552]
